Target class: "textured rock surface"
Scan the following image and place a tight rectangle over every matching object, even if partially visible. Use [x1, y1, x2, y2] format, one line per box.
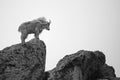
[0, 38, 119, 80]
[0, 38, 46, 80]
[98, 64, 116, 79]
[97, 77, 120, 80]
[46, 50, 118, 80]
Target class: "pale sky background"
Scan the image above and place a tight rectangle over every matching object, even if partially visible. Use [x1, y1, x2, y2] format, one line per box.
[0, 0, 120, 77]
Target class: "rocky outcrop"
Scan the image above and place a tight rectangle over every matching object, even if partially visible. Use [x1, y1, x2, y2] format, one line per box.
[46, 50, 119, 80]
[0, 38, 119, 80]
[0, 38, 46, 80]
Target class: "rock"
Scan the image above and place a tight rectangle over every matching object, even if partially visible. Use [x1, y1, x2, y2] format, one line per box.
[0, 38, 46, 80]
[97, 79, 109, 80]
[0, 38, 119, 80]
[46, 50, 120, 80]
[97, 77, 120, 80]
[98, 64, 116, 79]
[47, 50, 107, 80]
[43, 71, 50, 80]
[110, 77, 120, 80]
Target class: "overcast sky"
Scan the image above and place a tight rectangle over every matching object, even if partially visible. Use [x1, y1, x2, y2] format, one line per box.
[0, 0, 120, 77]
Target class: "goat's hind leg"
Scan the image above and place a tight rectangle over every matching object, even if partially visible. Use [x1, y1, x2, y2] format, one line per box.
[21, 33, 28, 44]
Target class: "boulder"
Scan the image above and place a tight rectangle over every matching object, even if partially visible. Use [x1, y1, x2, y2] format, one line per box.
[47, 50, 107, 80]
[0, 38, 46, 80]
[46, 50, 119, 80]
[97, 77, 120, 80]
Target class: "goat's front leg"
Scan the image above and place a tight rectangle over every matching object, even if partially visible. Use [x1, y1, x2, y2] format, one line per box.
[34, 29, 40, 39]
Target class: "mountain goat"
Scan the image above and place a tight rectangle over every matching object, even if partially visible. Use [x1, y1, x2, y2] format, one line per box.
[18, 17, 51, 44]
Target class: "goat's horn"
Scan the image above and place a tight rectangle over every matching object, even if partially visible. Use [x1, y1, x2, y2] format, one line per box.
[49, 19, 51, 23]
